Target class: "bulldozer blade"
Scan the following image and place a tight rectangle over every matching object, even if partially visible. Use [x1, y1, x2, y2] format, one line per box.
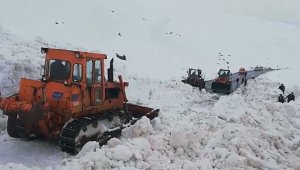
[126, 103, 159, 120]
[211, 82, 232, 94]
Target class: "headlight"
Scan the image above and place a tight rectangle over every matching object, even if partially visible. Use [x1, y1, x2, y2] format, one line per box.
[64, 80, 69, 86]
[41, 75, 47, 82]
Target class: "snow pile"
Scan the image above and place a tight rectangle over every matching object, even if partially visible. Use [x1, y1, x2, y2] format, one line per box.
[200, 78, 300, 169]
[0, 30, 43, 95]
[17, 77, 295, 170]
[57, 117, 156, 170]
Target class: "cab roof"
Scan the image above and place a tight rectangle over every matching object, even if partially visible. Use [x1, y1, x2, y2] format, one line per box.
[41, 47, 107, 59]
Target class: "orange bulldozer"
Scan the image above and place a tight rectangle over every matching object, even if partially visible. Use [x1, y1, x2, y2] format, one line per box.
[211, 69, 232, 94]
[0, 48, 159, 154]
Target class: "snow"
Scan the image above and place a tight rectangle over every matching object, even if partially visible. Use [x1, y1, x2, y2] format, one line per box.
[45, 76, 300, 170]
[0, 0, 300, 169]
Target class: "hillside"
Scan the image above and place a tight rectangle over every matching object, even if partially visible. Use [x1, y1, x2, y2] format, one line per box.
[0, 0, 300, 81]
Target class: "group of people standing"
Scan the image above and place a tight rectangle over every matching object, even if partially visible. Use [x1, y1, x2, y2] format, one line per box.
[278, 84, 295, 103]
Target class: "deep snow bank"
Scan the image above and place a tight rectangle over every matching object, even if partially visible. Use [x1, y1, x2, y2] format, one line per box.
[52, 77, 300, 170]
[0, 29, 43, 95]
[13, 76, 295, 170]
[3, 75, 300, 170]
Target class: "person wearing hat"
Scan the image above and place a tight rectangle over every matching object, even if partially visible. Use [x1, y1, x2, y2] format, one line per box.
[286, 92, 295, 103]
[278, 94, 285, 103]
[279, 84, 285, 94]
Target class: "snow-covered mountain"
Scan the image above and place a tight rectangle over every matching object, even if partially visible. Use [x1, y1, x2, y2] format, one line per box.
[0, 0, 300, 169]
[1, 0, 300, 82]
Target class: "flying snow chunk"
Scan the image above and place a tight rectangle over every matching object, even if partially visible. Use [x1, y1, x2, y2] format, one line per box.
[151, 117, 162, 130]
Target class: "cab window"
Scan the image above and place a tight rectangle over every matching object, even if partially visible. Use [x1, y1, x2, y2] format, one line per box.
[73, 64, 82, 82]
[49, 60, 70, 81]
[86, 60, 93, 86]
[95, 60, 102, 83]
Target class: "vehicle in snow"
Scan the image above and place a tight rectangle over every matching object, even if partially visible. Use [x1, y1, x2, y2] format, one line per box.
[181, 68, 205, 89]
[254, 66, 264, 71]
[239, 67, 246, 74]
[211, 69, 232, 94]
[0, 48, 159, 154]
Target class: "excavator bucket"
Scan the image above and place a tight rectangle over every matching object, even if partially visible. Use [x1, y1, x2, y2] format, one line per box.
[126, 103, 159, 120]
[211, 82, 232, 94]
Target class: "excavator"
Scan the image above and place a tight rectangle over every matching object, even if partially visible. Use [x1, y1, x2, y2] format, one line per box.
[211, 69, 232, 94]
[0, 48, 159, 154]
[182, 68, 205, 89]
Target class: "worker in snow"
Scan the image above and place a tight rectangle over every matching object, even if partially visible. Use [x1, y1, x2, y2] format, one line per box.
[244, 72, 248, 86]
[279, 84, 285, 94]
[50, 60, 64, 80]
[278, 94, 285, 103]
[50, 60, 70, 81]
[236, 78, 239, 90]
[286, 92, 295, 103]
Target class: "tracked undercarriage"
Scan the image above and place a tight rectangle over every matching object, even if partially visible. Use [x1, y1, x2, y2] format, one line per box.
[59, 110, 129, 153]
[5, 103, 159, 154]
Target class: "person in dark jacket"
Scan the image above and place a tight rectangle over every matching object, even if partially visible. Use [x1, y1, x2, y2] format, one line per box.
[244, 72, 247, 86]
[279, 84, 285, 94]
[278, 94, 285, 103]
[50, 60, 70, 81]
[286, 92, 295, 102]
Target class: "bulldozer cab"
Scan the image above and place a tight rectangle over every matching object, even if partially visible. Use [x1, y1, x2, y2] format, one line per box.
[188, 68, 202, 78]
[43, 48, 105, 105]
[218, 69, 230, 78]
[39, 48, 126, 117]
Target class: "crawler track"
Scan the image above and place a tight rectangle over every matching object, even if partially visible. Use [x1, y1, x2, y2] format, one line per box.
[7, 114, 32, 139]
[59, 111, 129, 154]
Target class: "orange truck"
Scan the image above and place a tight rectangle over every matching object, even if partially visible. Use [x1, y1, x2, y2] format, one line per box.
[0, 48, 159, 154]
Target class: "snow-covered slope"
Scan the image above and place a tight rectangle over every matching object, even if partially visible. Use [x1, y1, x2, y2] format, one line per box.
[1, 0, 300, 169]
[0, 0, 300, 82]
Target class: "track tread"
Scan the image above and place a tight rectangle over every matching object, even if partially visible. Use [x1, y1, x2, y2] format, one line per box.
[59, 111, 125, 154]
